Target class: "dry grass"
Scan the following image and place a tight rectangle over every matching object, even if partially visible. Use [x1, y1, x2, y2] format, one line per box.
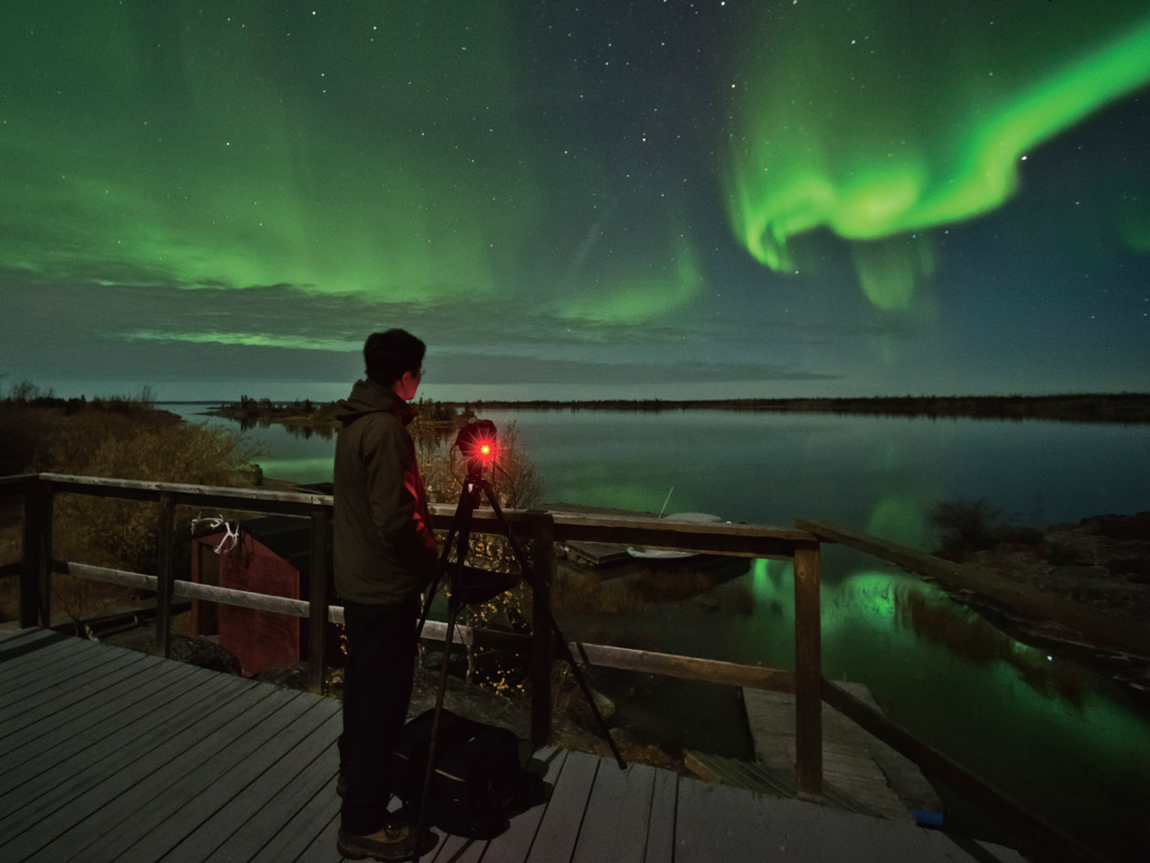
[1, 399, 262, 628]
[552, 568, 645, 614]
[896, 587, 1086, 707]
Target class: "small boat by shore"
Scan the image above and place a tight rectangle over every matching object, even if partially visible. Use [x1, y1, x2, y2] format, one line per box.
[627, 512, 726, 560]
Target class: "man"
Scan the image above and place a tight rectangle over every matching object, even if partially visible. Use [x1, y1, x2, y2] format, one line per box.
[333, 329, 439, 861]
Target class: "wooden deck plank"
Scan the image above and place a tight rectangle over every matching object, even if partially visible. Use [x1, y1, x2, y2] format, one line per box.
[742, 685, 928, 821]
[675, 778, 782, 863]
[117, 697, 340, 863]
[0, 648, 161, 755]
[644, 765, 678, 863]
[571, 761, 656, 863]
[0, 657, 224, 791]
[676, 779, 1025, 863]
[33, 687, 306, 863]
[0, 675, 269, 861]
[0, 634, 90, 683]
[291, 812, 343, 863]
[525, 749, 599, 863]
[474, 747, 568, 863]
[80, 690, 318, 863]
[247, 779, 343, 863]
[423, 746, 570, 863]
[0, 636, 108, 693]
[205, 731, 342, 863]
[424, 824, 478, 862]
[0, 658, 197, 773]
[423, 750, 570, 863]
[0, 666, 245, 825]
[152, 709, 343, 863]
[0, 626, 73, 657]
[0, 627, 61, 655]
[791, 797, 968, 861]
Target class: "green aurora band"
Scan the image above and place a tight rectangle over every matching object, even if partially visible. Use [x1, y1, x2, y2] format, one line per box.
[1, 3, 526, 300]
[0, 2, 709, 348]
[724, 1, 1150, 310]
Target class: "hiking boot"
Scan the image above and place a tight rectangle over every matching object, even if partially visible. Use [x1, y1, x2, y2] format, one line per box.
[337, 823, 438, 861]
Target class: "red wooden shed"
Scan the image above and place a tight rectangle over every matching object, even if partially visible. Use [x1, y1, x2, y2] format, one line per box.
[190, 515, 341, 675]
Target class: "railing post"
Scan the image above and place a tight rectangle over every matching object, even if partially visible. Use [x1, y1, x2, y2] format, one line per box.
[793, 540, 823, 801]
[307, 505, 330, 694]
[155, 491, 176, 658]
[21, 478, 53, 628]
[529, 512, 555, 746]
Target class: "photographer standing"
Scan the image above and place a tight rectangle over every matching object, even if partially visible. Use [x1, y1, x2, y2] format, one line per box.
[333, 329, 439, 861]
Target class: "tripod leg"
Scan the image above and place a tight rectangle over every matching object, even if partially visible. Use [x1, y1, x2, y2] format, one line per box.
[481, 487, 626, 769]
[411, 484, 479, 860]
[416, 484, 477, 639]
[412, 598, 460, 861]
[538, 600, 626, 769]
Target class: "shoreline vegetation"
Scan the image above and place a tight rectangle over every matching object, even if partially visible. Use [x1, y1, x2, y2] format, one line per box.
[202, 392, 1150, 428]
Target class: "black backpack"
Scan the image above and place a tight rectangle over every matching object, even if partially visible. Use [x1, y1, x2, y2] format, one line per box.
[389, 708, 546, 839]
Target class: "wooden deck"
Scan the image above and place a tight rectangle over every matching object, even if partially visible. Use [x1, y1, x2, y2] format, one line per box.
[739, 684, 944, 823]
[0, 628, 1027, 863]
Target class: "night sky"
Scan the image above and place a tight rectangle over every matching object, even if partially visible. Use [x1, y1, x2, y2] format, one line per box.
[2, 1, 1148, 401]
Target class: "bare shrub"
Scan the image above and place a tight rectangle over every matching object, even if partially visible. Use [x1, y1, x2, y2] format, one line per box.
[552, 568, 644, 614]
[418, 420, 541, 510]
[50, 418, 262, 575]
[929, 500, 1004, 554]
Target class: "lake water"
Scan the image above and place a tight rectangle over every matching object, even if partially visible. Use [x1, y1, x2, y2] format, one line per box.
[177, 405, 1150, 859]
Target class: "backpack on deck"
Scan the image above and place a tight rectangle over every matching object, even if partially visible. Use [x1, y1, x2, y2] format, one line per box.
[389, 708, 546, 840]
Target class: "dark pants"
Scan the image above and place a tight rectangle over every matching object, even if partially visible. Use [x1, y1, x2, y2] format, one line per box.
[339, 595, 419, 836]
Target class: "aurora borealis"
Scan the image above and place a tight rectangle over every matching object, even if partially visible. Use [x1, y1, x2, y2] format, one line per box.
[724, 0, 1150, 310]
[2, 1, 1148, 400]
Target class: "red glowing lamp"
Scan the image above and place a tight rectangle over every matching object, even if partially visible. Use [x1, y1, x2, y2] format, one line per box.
[455, 419, 499, 477]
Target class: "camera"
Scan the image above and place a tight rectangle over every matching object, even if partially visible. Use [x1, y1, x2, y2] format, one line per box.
[454, 419, 499, 478]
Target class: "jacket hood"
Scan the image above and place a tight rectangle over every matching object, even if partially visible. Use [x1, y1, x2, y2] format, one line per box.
[334, 379, 414, 427]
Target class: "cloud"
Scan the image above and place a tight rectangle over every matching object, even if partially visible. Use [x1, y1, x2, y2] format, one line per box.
[420, 352, 840, 385]
[0, 271, 851, 388]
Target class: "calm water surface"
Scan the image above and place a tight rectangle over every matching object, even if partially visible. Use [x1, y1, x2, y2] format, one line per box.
[182, 406, 1150, 859]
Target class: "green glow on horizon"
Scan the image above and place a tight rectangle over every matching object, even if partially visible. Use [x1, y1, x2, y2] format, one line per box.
[127, 331, 360, 351]
[724, 2, 1150, 307]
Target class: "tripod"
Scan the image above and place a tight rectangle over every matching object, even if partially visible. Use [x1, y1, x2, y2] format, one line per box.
[411, 465, 626, 855]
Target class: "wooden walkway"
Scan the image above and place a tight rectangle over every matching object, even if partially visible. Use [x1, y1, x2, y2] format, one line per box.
[0, 628, 1026, 863]
[739, 684, 944, 823]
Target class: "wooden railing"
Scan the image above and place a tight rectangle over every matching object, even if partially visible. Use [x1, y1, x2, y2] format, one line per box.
[0, 473, 1108, 862]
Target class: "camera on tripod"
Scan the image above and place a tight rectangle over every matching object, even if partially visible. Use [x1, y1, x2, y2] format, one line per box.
[454, 419, 499, 480]
[416, 416, 625, 772]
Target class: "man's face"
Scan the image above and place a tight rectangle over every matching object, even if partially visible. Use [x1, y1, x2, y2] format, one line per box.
[394, 368, 421, 401]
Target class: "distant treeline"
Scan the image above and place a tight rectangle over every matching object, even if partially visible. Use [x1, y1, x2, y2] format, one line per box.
[2, 381, 157, 414]
[207, 395, 462, 426]
[457, 393, 1150, 424]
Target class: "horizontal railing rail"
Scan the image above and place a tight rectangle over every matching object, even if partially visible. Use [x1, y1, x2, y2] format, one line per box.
[0, 472, 1103, 862]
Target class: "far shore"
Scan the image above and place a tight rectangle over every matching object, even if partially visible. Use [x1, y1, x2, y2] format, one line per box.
[203, 392, 1150, 426]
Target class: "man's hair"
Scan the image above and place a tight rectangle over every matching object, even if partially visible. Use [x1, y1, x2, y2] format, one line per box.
[363, 329, 426, 387]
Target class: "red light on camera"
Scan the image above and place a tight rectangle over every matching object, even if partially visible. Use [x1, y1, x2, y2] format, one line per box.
[455, 419, 499, 475]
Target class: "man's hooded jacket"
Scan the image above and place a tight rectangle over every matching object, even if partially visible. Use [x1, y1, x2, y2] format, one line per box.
[332, 378, 438, 605]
